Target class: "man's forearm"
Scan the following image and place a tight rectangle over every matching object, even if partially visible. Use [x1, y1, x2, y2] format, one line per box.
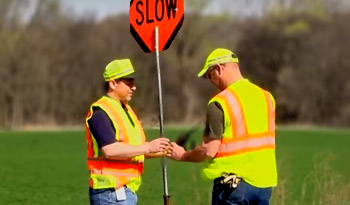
[181, 145, 208, 162]
[101, 142, 150, 159]
[169, 138, 219, 162]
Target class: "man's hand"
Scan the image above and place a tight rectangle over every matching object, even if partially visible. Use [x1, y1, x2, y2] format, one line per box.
[146, 137, 170, 153]
[168, 142, 186, 161]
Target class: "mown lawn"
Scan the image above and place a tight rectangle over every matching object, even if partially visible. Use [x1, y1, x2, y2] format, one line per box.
[0, 127, 349, 204]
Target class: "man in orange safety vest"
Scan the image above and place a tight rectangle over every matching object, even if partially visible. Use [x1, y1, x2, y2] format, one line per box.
[86, 59, 170, 205]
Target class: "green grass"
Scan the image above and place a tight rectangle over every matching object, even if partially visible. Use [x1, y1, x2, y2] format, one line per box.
[0, 127, 349, 205]
[272, 128, 350, 204]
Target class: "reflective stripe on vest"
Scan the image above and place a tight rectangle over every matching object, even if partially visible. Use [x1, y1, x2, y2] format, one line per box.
[85, 96, 145, 190]
[95, 97, 128, 143]
[88, 157, 144, 177]
[215, 88, 275, 158]
[124, 103, 146, 144]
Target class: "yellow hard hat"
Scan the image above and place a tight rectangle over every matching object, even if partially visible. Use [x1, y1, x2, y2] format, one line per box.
[198, 48, 239, 78]
[103, 59, 135, 81]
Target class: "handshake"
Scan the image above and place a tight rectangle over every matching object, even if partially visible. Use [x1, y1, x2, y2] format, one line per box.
[145, 137, 186, 161]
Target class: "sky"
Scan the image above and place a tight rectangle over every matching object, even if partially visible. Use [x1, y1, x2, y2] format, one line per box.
[60, 0, 130, 19]
[58, 0, 265, 19]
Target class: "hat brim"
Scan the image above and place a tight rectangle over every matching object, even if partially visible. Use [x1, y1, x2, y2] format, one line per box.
[105, 71, 135, 81]
[198, 58, 239, 78]
[197, 66, 210, 78]
[120, 72, 135, 79]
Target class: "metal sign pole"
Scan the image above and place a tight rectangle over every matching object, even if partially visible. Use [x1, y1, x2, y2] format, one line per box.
[155, 26, 170, 205]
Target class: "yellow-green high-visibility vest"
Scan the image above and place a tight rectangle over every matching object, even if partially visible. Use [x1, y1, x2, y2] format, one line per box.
[203, 79, 277, 188]
[85, 96, 146, 193]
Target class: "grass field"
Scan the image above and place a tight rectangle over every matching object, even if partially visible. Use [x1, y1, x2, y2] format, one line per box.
[0, 127, 349, 205]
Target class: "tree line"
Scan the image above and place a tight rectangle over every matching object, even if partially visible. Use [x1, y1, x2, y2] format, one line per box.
[0, 0, 349, 128]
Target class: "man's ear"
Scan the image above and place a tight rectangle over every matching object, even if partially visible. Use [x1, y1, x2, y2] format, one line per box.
[109, 80, 117, 90]
[217, 64, 224, 75]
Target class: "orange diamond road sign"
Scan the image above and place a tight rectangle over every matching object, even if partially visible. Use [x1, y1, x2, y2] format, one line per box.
[130, 0, 184, 53]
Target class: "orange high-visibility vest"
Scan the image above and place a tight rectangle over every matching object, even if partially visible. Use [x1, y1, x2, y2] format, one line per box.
[203, 79, 277, 188]
[86, 96, 146, 192]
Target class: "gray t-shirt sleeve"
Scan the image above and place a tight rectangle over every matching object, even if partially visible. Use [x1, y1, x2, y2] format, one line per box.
[204, 102, 224, 139]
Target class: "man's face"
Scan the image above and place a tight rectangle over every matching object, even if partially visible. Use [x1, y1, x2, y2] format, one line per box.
[113, 78, 136, 102]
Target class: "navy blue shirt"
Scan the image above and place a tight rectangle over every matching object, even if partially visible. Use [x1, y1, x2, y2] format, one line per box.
[87, 108, 116, 148]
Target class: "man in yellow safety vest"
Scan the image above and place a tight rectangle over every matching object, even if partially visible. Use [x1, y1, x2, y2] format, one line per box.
[169, 48, 277, 204]
[85, 59, 170, 205]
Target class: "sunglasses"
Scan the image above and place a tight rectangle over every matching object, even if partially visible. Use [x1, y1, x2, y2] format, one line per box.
[114, 78, 135, 87]
[204, 65, 219, 79]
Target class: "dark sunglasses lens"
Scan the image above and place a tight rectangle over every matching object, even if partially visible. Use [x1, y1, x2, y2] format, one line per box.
[206, 66, 217, 78]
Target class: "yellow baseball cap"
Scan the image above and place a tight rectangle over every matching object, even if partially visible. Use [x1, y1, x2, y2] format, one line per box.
[103, 59, 135, 81]
[198, 48, 239, 78]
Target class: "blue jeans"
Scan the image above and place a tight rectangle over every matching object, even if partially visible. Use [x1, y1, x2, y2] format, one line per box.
[89, 186, 137, 205]
[212, 177, 272, 205]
